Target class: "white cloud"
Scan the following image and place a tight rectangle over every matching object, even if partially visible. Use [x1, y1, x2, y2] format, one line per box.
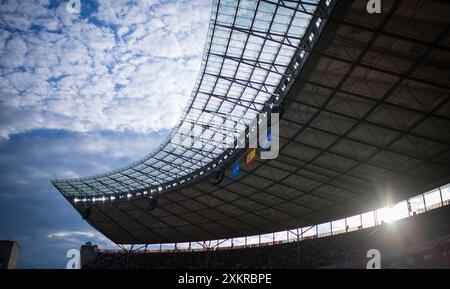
[0, 0, 211, 138]
[48, 231, 95, 239]
[47, 230, 115, 247]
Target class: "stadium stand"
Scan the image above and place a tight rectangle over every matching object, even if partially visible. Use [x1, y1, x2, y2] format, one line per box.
[82, 205, 450, 269]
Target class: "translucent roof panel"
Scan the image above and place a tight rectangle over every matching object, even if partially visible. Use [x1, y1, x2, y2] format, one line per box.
[52, 0, 321, 197]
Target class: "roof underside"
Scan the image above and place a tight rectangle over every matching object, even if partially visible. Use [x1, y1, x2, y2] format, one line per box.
[56, 0, 450, 244]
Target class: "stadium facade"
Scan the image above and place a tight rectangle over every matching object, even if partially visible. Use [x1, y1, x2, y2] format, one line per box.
[52, 0, 450, 253]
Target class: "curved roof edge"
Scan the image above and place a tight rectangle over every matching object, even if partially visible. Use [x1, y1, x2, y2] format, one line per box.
[53, 0, 336, 201]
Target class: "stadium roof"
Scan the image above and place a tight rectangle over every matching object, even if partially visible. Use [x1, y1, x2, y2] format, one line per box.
[52, 0, 322, 197]
[53, 0, 450, 244]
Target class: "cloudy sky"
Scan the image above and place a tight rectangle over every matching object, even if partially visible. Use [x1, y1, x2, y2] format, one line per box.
[0, 0, 211, 268]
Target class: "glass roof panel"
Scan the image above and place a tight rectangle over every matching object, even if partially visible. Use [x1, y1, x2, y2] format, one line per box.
[53, 0, 320, 197]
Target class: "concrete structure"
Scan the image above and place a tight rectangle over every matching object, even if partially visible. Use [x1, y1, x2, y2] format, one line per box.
[0, 241, 20, 269]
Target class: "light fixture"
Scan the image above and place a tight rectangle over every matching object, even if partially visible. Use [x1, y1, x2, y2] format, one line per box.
[316, 18, 322, 28]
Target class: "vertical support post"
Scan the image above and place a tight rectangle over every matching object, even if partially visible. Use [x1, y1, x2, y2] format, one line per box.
[423, 194, 427, 211]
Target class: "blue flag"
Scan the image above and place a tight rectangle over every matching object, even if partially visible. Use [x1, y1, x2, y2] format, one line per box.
[232, 161, 240, 182]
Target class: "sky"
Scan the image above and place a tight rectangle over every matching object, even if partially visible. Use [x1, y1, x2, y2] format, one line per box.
[0, 0, 211, 268]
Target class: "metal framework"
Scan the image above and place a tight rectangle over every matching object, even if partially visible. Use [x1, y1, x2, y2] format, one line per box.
[52, 0, 326, 199]
[103, 184, 450, 253]
[52, 0, 450, 245]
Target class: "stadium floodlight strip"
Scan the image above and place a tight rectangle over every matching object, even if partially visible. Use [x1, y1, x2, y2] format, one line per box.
[72, 149, 238, 204]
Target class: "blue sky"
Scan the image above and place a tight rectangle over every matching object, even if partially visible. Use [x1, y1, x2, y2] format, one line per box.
[0, 0, 211, 268]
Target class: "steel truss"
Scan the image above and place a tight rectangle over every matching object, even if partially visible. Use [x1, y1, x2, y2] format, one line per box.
[52, 0, 330, 203]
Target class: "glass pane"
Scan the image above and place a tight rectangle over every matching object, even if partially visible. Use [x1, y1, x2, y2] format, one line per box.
[409, 195, 426, 215]
[302, 225, 316, 239]
[317, 222, 331, 237]
[346, 215, 362, 232]
[362, 211, 375, 228]
[160, 243, 175, 250]
[218, 239, 232, 248]
[246, 235, 260, 246]
[288, 230, 298, 241]
[274, 231, 287, 242]
[331, 218, 346, 235]
[389, 201, 409, 222]
[190, 242, 203, 250]
[424, 189, 442, 210]
[259, 233, 273, 245]
[177, 242, 190, 250]
[147, 244, 160, 251]
[376, 207, 389, 225]
[441, 184, 450, 205]
[232, 237, 245, 247]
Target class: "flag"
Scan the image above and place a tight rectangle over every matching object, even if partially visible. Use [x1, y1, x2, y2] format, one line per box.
[246, 148, 256, 168]
[232, 161, 240, 182]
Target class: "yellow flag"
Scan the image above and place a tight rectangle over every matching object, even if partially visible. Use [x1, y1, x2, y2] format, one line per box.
[246, 148, 256, 168]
